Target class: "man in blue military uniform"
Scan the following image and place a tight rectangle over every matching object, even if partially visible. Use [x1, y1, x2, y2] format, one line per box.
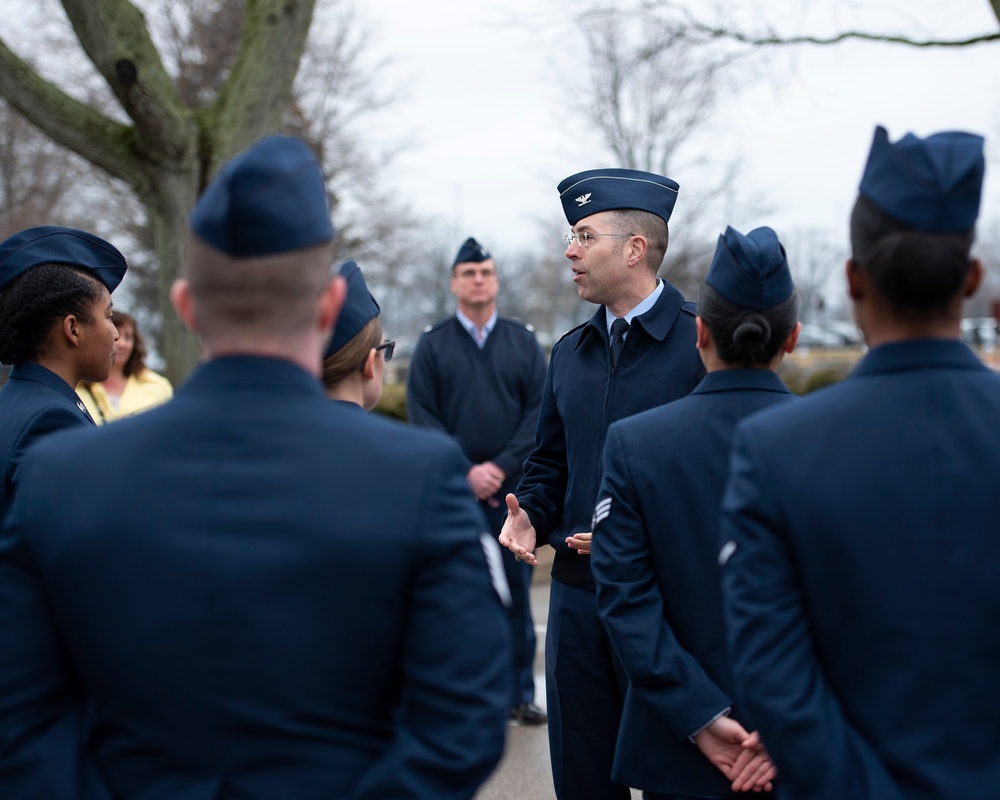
[0, 227, 127, 520]
[591, 225, 801, 799]
[500, 168, 705, 799]
[407, 236, 548, 726]
[0, 134, 512, 799]
[721, 126, 1000, 800]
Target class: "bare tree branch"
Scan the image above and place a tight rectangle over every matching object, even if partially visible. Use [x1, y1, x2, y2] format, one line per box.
[0, 39, 142, 187]
[691, 26, 1000, 49]
[61, 0, 194, 159]
[205, 0, 319, 175]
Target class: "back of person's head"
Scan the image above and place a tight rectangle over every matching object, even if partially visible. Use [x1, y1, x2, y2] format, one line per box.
[185, 135, 335, 345]
[850, 125, 984, 317]
[699, 225, 798, 367]
[0, 226, 128, 365]
[322, 261, 382, 389]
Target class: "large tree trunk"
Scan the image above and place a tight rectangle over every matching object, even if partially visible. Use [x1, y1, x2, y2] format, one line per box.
[144, 170, 202, 385]
[0, 0, 318, 383]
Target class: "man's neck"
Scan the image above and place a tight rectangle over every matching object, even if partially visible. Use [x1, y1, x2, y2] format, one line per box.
[605, 275, 659, 319]
[457, 302, 496, 329]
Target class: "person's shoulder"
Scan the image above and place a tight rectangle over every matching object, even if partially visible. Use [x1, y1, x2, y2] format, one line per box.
[345, 408, 467, 464]
[135, 368, 173, 389]
[419, 317, 455, 337]
[737, 381, 842, 441]
[608, 393, 695, 446]
[496, 316, 536, 334]
[551, 320, 588, 350]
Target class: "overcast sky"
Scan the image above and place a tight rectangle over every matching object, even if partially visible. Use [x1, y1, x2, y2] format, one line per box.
[361, 0, 1000, 262]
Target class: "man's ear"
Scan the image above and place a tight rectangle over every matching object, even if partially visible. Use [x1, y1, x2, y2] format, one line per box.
[318, 275, 347, 334]
[626, 234, 648, 267]
[170, 279, 199, 332]
[964, 258, 984, 299]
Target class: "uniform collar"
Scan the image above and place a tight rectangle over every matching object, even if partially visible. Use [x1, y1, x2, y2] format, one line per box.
[579, 279, 686, 348]
[180, 355, 326, 397]
[853, 338, 987, 378]
[456, 308, 498, 348]
[8, 361, 95, 422]
[690, 368, 792, 396]
[603, 279, 664, 334]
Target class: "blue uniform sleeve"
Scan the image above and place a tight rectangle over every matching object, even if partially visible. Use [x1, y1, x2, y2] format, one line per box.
[0, 454, 113, 800]
[720, 422, 902, 799]
[512, 348, 567, 540]
[405, 334, 450, 435]
[490, 335, 546, 480]
[352, 443, 512, 799]
[593, 423, 730, 740]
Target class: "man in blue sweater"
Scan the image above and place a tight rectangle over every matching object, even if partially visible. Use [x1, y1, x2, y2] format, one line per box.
[408, 236, 548, 725]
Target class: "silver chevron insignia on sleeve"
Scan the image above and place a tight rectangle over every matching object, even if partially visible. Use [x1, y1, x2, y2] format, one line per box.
[592, 497, 612, 530]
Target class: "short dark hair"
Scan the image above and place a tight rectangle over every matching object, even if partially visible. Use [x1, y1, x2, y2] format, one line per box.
[609, 209, 669, 272]
[850, 194, 976, 316]
[698, 283, 799, 368]
[0, 263, 104, 365]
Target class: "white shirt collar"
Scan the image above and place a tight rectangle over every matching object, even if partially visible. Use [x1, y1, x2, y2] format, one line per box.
[456, 308, 498, 348]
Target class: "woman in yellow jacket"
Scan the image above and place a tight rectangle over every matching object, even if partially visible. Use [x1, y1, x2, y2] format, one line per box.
[77, 310, 173, 423]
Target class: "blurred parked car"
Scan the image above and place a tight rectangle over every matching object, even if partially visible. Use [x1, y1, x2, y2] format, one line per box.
[961, 317, 999, 347]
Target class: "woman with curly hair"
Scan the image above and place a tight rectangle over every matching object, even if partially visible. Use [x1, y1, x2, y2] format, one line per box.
[77, 310, 172, 423]
[0, 226, 127, 517]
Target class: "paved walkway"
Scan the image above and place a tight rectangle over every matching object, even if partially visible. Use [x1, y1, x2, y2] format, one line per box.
[475, 550, 641, 799]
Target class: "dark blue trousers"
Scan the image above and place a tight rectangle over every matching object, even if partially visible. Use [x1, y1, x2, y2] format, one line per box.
[546, 579, 630, 800]
[482, 498, 537, 706]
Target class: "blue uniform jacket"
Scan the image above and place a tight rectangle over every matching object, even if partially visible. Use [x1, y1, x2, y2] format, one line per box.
[406, 315, 546, 496]
[0, 356, 512, 800]
[593, 369, 795, 795]
[516, 283, 705, 590]
[0, 361, 94, 520]
[721, 339, 1000, 800]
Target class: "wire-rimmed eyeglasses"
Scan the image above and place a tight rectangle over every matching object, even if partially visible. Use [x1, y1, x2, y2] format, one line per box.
[564, 231, 634, 248]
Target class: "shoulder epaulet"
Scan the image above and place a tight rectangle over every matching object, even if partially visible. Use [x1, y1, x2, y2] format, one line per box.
[680, 300, 698, 316]
[422, 318, 452, 335]
[497, 316, 535, 333]
[554, 320, 588, 345]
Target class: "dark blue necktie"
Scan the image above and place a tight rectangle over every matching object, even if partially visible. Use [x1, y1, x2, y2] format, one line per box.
[610, 317, 629, 368]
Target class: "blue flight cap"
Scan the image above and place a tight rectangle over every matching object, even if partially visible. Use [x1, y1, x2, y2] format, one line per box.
[324, 260, 380, 359]
[0, 226, 127, 292]
[190, 134, 335, 257]
[705, 225, 794, 311]
[558, 168, 680, 226]
[453, 236, 491, 267]
[858, 125, 985, 233]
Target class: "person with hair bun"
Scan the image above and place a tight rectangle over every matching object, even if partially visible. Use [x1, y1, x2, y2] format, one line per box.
[77, 310, 172, 423]
[320, 260, 392, 410]
[0, 225, 127, 519]
[590, 225, 800, 799]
